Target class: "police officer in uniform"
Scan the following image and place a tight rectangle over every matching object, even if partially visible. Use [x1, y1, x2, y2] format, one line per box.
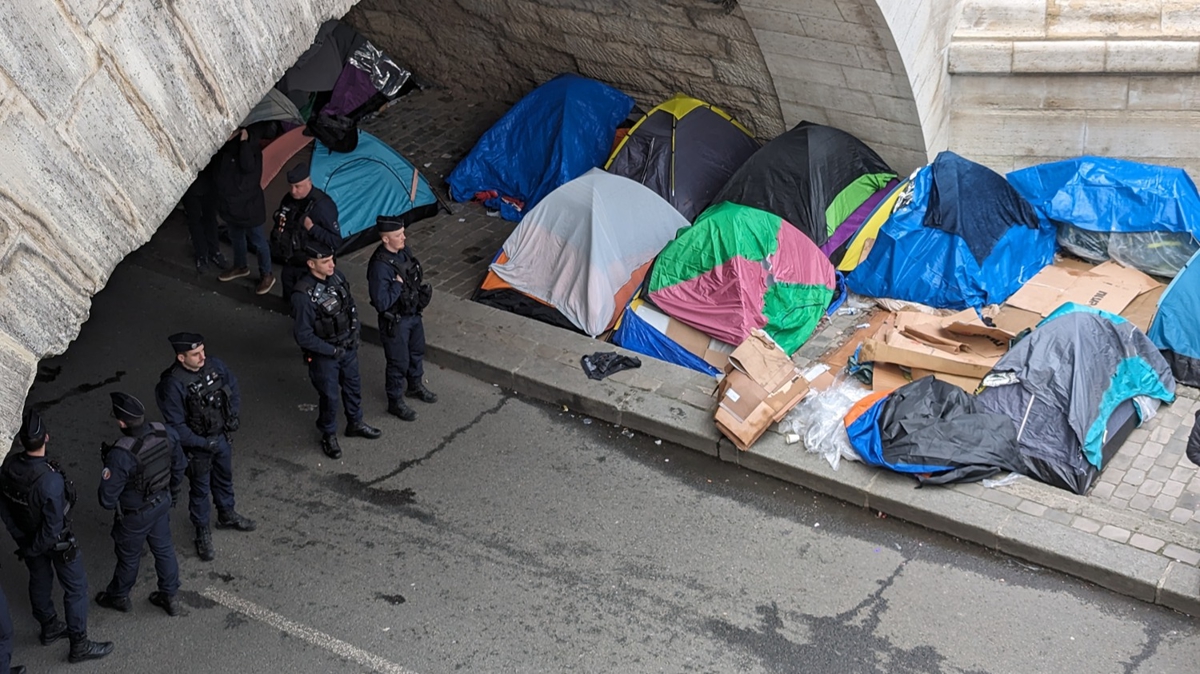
[0, 411, 113, 663]
[154, 333, 256, 563]
[274, 163, 342, 302]
[94, 393, 187, 617]
[292, 239, 382, 458]
[0, 582, 26, 673]
[367, 216, 437, 421]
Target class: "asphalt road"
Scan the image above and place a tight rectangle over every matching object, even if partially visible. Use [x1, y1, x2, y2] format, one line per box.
[3, 259, 1199, 673]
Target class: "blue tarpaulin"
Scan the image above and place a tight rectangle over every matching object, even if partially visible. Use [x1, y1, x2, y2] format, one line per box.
[448, 74, 634, 222]
[310, 130, 437, 245]
[846, 152, 1057, 309]
[610, 301, 721, 377]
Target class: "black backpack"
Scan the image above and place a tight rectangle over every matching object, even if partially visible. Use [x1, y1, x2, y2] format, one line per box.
[307, 113, 358, 153]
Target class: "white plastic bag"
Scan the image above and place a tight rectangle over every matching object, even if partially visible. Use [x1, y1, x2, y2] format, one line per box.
[780, 380, 870, 470]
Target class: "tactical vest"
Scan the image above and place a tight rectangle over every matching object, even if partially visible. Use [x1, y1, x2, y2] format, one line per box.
[298, 273, 357, 344]
[171, 363, 231, 436]
[0, 456, 75, 536]
[371, 246, 430, 316]
[111, 423, 173, 497]
[272, 196, 315, 265]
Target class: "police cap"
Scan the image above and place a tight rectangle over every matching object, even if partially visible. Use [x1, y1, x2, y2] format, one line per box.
[168, 332, 204, 354]
[305, 239, 335, 259]
[110, 392, 145, 424]
[18, 409, 47, 452]
[286, 163, 310, 184]
[376, 215, 406, 233]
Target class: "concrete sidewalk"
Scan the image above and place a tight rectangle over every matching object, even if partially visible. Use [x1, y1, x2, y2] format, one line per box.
[130, 87, 1200, 617]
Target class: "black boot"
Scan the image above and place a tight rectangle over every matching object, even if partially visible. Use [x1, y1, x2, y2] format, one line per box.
[11, 665, 27, 673]
[216, 509, 257, 532]
[345, 421, 382, 439]
[149, 591, 181, 617]
[406, 383, 438, 404]
[387, 400, 417, 422]
[94, 591, 131, 612]
[38, 619, 67, 645]
[67, 633, 113, 663]
[321, 434, 342, 459]
[195, 525, 215, 562]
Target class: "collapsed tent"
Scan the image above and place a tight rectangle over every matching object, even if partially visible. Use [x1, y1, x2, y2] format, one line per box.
[610, 294, 732, 377]
[648, 202, 836, 355]
[844, 377, 1021, 485]
[309, 130, 438, 252]
[977, 305, 1176, 494]
[477, 169, 688, 337]
[711, 121, 896, 247]
[1149, 248, 1200, 387]
[605, 93, 759, 222]
[449, 74, 635, 222]
[846, 152, 1056, 309]
[1007, 157, 1200, 278]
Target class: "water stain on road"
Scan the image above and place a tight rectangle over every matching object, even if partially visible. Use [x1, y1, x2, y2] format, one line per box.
[35, 364, 62, 383]
[209, 571, 236, 583]
[225, 611, 248, 629]
[376, 593, 407, 605]
[30, 371, 126, 411]
[178, 589, 218, 609]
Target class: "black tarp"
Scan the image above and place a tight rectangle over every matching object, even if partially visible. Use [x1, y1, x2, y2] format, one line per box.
[923, 152, 1041, 264]
[606, 101, 759, 222]
[877, 377, 1021, 486]
[710, 121, 892, 246]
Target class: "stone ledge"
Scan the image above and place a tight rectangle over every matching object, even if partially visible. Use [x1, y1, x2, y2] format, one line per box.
[951, 38, 1200, 74]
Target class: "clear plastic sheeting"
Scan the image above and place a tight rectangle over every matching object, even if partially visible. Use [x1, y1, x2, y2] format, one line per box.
[1060, 225, 1198, 278]
[780, 380, 870, 470]
[349, 41, 412, 98]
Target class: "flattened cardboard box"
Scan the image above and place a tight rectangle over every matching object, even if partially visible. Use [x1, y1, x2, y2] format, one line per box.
[859, 310, 1006, 380]
[998, 260, 1164, 333]
[714, 330, 809, 451]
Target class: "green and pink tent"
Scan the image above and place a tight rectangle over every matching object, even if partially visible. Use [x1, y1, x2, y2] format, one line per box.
[647, 202, 836, 354]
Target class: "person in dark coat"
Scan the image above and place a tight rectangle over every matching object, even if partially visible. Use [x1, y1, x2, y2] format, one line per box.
[367, 215, 437, 421]
[215, 124, 275, 295]
[181, 156, 227, 274]
[273, 163, 343, 303]
[0, 411, 113, 663]
[94, 393, 187, 618]
[292, 239, 382, 459]
[154, 333, 256, 563]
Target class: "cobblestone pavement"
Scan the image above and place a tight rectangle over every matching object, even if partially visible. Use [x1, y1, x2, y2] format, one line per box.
[141, 86, 1200, 600]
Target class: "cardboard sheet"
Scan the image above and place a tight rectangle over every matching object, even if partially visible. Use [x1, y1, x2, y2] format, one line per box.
[714, 330, 809, 451]
[999, 259, 1164, 333]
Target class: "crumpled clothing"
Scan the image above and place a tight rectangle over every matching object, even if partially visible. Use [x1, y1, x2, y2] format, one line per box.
[581, 352, 641, 380]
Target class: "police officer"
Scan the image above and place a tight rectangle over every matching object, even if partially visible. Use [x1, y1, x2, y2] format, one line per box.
[154, 332, 256, 563]
[292, 239, 382, 458]
[367, 215, 437, 421]
[94, 393, 186, 617]
[0, 411, 113, 663]
[0, 582, 27, 673]
[274, 163, 342, 302]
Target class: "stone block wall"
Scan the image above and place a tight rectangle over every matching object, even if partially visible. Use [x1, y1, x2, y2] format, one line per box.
[949, 0, 1200, 179]
[345, 0, 787, 138]
[0, 0, 354, 440]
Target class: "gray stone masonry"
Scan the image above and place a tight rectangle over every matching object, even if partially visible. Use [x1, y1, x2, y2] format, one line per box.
[131, 87, 1200, 617]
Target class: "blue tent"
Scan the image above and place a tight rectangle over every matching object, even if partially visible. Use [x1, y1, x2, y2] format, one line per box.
[1149, 248, 1200, 387]
[310, 130, 438, 251]
[1007, 157, 1200, 277]
[846, 152, 1056, 309]
[448, 74, 634, 222]
[610, 298, 721, 377]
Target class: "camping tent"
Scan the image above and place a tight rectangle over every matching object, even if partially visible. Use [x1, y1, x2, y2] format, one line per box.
[846, 152, 1056, 310]
[309, 130, 438, 252]
[1149, 248, 1200, 387]
[240, 89, 304, 128]
[610, 295, 732, 377]
[836, 179, 906, 272]
[448, 74, 635, 222]
[710, 121, 896, 247]
[605, 93, 759, 221]
[978, 305, 1176, 494]
[477, 169, 688, 337]
[821, 178, 901, 265]
[648, 201, 836, 355]
[844, 376, 1021, 485]
[1007, 156, 1200, 278]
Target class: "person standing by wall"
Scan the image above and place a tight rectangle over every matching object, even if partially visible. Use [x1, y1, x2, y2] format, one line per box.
[215, 125, 275, 295]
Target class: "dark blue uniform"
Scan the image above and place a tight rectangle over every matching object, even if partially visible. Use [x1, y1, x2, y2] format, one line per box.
[292, 269, 363, 434]
[97, 423, 186, 599]
[154, 356, 241, 529]
[367, 245, 428, 404]
[0, 453, 88, 638]
[0, 582, 13, 671]
[278, 189, 342, 301]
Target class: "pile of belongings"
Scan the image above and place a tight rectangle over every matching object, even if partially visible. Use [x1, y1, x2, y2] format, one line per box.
[847, 151, 1058, 310]
[449, 74, 635, 221]
[1009, 157, 1200, 278]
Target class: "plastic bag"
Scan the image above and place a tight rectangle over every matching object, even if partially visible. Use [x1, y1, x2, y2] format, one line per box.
[779, 380, 870, 470]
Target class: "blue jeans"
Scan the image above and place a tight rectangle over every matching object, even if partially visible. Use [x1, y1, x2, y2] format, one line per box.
[229, 224, 272, 277]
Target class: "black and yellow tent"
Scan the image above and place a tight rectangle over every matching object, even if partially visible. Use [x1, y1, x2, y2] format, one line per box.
[605, 94, 759, 221]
